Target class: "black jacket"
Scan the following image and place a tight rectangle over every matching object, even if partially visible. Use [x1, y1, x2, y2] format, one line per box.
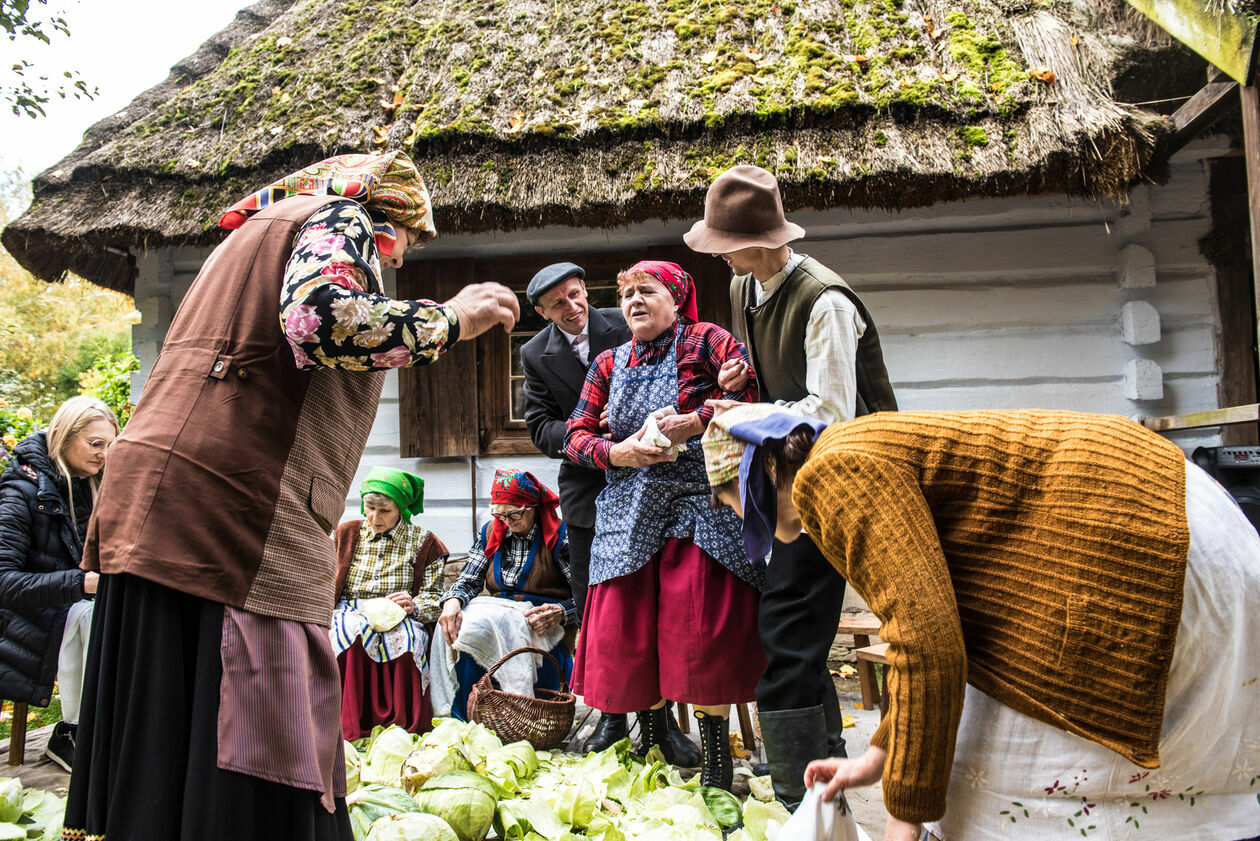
[0, 432, 92, 706]
[520, 307, 630, 528]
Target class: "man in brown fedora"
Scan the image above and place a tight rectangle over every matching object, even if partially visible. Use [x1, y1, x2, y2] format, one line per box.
[684, 164, 897, 809]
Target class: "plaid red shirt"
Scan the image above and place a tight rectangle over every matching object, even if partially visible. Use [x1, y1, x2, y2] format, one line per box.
[565, 321, 758, 470]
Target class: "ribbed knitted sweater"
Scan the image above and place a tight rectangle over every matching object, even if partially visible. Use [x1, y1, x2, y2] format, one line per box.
[792, 410, 1189, 824]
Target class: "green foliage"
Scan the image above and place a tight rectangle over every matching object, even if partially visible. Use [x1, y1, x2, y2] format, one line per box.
[0, 394, 37, 473]
[78, 351, 138, 428]
[0, 170, 137, 428]
[2, 0, 97, 118]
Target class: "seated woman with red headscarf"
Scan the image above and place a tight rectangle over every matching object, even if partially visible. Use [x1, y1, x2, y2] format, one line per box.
[565, 260, 763, 790]
[432, 469, 576, 721]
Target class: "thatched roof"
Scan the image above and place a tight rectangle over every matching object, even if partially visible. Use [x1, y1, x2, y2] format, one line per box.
[5, 0, 1203, 293]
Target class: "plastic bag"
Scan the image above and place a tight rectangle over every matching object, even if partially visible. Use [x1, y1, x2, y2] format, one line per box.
[777, 782, 864, 841]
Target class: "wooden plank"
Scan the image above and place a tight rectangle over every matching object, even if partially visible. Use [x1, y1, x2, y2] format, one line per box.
[7, 702, 26, 766]
[1122, 0, 1257, 84]
[397, 260, 480, 457]
[1245, 85, 1260, 389]
[1164, 80, 1239, 154]
[1142, 404, 1260, 432]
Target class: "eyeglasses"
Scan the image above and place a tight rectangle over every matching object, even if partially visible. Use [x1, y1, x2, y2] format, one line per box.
[492, 510, 529, 523]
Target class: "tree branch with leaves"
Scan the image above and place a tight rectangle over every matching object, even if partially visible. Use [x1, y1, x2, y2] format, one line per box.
[2, 0, 97, 118]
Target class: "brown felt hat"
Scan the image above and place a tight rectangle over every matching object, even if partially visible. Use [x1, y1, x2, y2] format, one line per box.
[683, 165, 806, 253]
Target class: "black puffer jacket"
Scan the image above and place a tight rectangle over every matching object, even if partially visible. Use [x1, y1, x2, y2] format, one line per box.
[0, 432, 92, 706]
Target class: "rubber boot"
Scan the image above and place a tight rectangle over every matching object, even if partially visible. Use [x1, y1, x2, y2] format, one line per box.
[663, 701, 701, 767]
[636, 706, 670, 758]
[821, 677, 849, 758]
[759, 704, 828, 810]
[582, 712, 629, 753]
[695, 711, 733, 791]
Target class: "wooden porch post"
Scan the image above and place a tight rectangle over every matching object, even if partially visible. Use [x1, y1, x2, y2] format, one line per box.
[1244, 84, 1260, 375]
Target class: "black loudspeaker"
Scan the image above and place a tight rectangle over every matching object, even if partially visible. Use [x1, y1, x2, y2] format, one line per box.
[1191, 446, 1260, 535]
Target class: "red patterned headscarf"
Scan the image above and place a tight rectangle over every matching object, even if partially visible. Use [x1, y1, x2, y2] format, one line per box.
[484, 469, 562, 559]
[218, 151, 436, 257]
[626, 260, 699, 323]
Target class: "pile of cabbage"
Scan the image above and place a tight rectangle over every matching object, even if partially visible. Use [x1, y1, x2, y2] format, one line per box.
[346, 719, 793, 841]
[0, 777, 65, 840]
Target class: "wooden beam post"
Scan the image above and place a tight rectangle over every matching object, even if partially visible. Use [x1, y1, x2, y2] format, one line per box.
[1246, 84, 1260, 379]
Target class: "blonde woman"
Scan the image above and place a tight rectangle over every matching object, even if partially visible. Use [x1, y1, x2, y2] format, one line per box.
[0, 395, 118, 770]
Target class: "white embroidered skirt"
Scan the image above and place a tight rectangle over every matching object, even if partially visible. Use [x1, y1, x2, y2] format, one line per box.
[928, 463, 1260, 840]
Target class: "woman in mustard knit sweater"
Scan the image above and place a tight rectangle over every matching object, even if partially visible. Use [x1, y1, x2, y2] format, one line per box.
[701, 403, 1260, 841]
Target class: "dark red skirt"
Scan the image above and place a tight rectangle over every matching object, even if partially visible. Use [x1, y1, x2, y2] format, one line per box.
[573, 538, 764, 712]
[337, 645, 432, 741]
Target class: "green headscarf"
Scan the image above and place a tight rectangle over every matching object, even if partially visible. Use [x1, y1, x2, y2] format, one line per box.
[359, 466, 425, 520]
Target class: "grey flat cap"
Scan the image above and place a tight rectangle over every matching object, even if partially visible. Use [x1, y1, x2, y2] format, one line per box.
[527, 262, 585, 306]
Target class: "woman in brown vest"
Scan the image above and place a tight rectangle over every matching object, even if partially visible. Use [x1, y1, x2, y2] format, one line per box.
[63, 153, 520, 841]
[436, 469, 576, 719]
[702, 402, 1260, 841]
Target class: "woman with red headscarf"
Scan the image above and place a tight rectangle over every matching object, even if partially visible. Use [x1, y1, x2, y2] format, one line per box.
[435, 469, 576, 720]
[565, 260, 763, 790]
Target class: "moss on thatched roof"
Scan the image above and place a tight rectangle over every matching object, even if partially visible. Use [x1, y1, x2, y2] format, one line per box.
[5, 0, 1199, 292]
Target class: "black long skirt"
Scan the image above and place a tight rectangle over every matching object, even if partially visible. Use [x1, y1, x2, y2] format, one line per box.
[62, 573, 352, 841]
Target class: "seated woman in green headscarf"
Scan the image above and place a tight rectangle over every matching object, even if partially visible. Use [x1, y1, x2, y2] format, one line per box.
[331, 466, 449, 740]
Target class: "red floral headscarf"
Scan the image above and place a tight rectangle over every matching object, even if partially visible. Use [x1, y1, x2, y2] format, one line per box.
[626, 260, 699, 323]
[218, 151, 436, 258]
[484, 469, 562, 558]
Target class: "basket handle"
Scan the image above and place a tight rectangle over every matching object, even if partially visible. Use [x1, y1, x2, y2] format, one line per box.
[480, 645, 570, 693]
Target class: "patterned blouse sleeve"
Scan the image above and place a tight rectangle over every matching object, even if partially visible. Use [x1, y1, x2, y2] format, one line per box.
[279, 201, 460, 371]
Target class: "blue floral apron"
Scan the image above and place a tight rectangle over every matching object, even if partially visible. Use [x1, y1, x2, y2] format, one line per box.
[588, 334, 764, 589]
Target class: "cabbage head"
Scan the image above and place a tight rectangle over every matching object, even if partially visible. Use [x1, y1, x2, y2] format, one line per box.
[363, 726, 420, 787]
[364, 812, 458, 841]
[346, 741, 363, 795]
[360, 597, 407, 632]
[0, 822, 25, 841]
[739, 798, 791, 841]
[0, 779, 20, 823]
[493, 797, 570, 840]
[401, 744, 472, 795]
[414, 772, 497, 841]
[347, 784, 421, 841]
[496, 740, 539, 779]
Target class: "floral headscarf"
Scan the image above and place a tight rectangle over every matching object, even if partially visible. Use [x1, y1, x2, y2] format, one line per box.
[218, 151, 436, 257]
[359, 466, 425, 520]
[702, 403, 828, 559]
[484, 469, 562, 558]
[625, 260, 699, 323]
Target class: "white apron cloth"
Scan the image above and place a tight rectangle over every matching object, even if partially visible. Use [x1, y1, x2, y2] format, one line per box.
[928, 462, 1260, 840]
[429, 595, 564, 717]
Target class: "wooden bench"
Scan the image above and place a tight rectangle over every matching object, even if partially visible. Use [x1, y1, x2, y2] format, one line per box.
[836, 613, 882, 711]
[5, 701, 27, 766]
[854, 643, 891, 719]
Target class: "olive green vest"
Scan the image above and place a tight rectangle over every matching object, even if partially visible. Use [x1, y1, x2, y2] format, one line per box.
[729, 256, 897, 416]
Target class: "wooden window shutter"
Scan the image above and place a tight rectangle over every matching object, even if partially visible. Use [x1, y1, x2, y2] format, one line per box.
[397, 259, 479, 457]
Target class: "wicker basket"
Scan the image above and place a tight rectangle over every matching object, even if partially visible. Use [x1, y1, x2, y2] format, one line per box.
[466, 646, 576, 749]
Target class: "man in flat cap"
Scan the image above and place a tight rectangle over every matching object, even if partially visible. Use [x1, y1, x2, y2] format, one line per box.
[685, 165, 897, 808]
[519, 263, 646, 753]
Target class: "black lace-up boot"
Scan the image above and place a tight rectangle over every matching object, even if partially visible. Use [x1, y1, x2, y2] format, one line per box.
[636, 706, 670, 758]
[694, 710, 733, 790]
